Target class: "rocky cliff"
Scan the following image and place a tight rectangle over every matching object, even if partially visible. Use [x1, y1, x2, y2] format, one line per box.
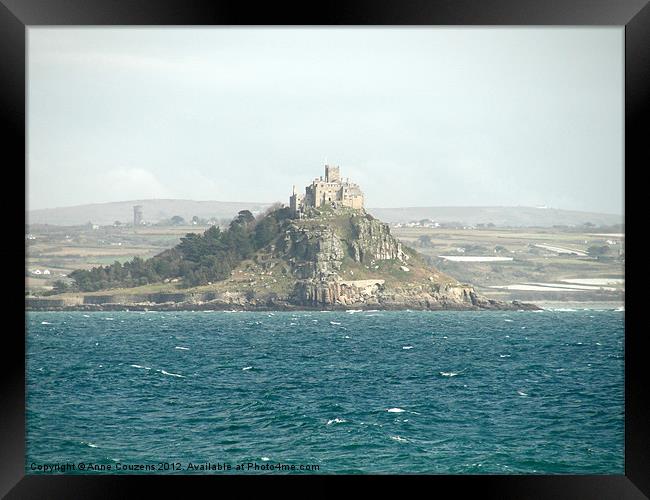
[279, 210, 407, 276]
[276, 208, 533, 310]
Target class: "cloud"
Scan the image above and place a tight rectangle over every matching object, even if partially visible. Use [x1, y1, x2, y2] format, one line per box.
[96, 167, 174, 201]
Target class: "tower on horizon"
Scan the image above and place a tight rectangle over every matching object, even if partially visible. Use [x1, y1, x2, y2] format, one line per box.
[133, 205, 143, 226]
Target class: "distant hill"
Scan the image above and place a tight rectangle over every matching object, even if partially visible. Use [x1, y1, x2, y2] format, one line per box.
[27, 199, 274, 226]
[367, 206, 623, 228]
[27, 200, 622, 228]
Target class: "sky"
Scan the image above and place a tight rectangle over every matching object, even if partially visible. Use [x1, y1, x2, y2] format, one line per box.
[28, 28, 623, 214]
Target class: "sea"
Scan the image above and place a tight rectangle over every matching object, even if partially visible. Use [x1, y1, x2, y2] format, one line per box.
[26, 308, 624, 474]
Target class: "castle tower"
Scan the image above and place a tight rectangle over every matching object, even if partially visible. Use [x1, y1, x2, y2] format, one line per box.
[325, 164, 340, 183]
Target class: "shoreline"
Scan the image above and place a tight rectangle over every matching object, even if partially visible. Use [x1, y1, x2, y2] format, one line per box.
[25, 300, 627, 313]
[26, 300, 540, 312]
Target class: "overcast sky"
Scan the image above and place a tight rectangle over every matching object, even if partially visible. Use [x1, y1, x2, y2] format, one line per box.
[28, 28, 623, 214]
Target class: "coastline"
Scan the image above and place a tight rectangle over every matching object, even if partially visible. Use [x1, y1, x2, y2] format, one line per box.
[25, 298, 540, 312]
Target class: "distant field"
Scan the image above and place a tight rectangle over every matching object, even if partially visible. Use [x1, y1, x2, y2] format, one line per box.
[31, 246, 150, 257]
[391, 226, 624, 303]
[26, 224, 205, 291]
[439, 256, 513, 262]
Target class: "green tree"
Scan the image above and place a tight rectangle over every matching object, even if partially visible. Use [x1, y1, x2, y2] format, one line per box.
[52, 280, 69, 294]
[70, 208, 281, 291]
[224, 224, 254, 259]
[254, 216, 279, 249]
[588, 245, 610, 257]
[230, 210, 255, 229]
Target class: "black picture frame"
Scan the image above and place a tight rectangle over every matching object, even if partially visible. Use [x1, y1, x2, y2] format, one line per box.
[2, 0, 646, 497]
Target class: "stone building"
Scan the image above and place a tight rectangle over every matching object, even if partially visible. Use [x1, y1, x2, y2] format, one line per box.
[133, 205, 143, 226]
[290, 164, 364, 216]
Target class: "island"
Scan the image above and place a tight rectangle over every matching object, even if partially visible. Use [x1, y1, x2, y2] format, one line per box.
[26, 165, 538, 311]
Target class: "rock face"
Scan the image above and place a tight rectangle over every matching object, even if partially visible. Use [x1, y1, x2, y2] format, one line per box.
[280, 210, 411, 307]
[276, 208, 535, 310]
[282, 224, 346, 277]
[281, 211, 406, 277]
[348, 215, 409, 263]
[293, 279, 386, 307]
[26, 207, 539, 311]
[289, 278, 526, 310]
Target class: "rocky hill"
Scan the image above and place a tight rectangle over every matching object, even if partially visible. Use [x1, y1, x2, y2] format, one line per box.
[27, 206, 537, 311]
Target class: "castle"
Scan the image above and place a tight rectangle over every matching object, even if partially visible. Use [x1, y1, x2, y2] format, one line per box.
[289, 164, 364, 216]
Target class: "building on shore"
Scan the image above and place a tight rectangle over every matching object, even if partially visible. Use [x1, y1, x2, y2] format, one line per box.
[289, 164, 364, 216]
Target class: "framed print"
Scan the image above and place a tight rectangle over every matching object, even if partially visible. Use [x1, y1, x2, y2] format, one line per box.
[2, 0, 648, 497]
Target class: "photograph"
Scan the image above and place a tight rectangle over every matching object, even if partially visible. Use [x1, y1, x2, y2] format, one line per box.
[24, 26, 625, 476]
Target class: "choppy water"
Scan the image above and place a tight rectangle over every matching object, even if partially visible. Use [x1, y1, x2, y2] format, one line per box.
[26, 309, 624, 474]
